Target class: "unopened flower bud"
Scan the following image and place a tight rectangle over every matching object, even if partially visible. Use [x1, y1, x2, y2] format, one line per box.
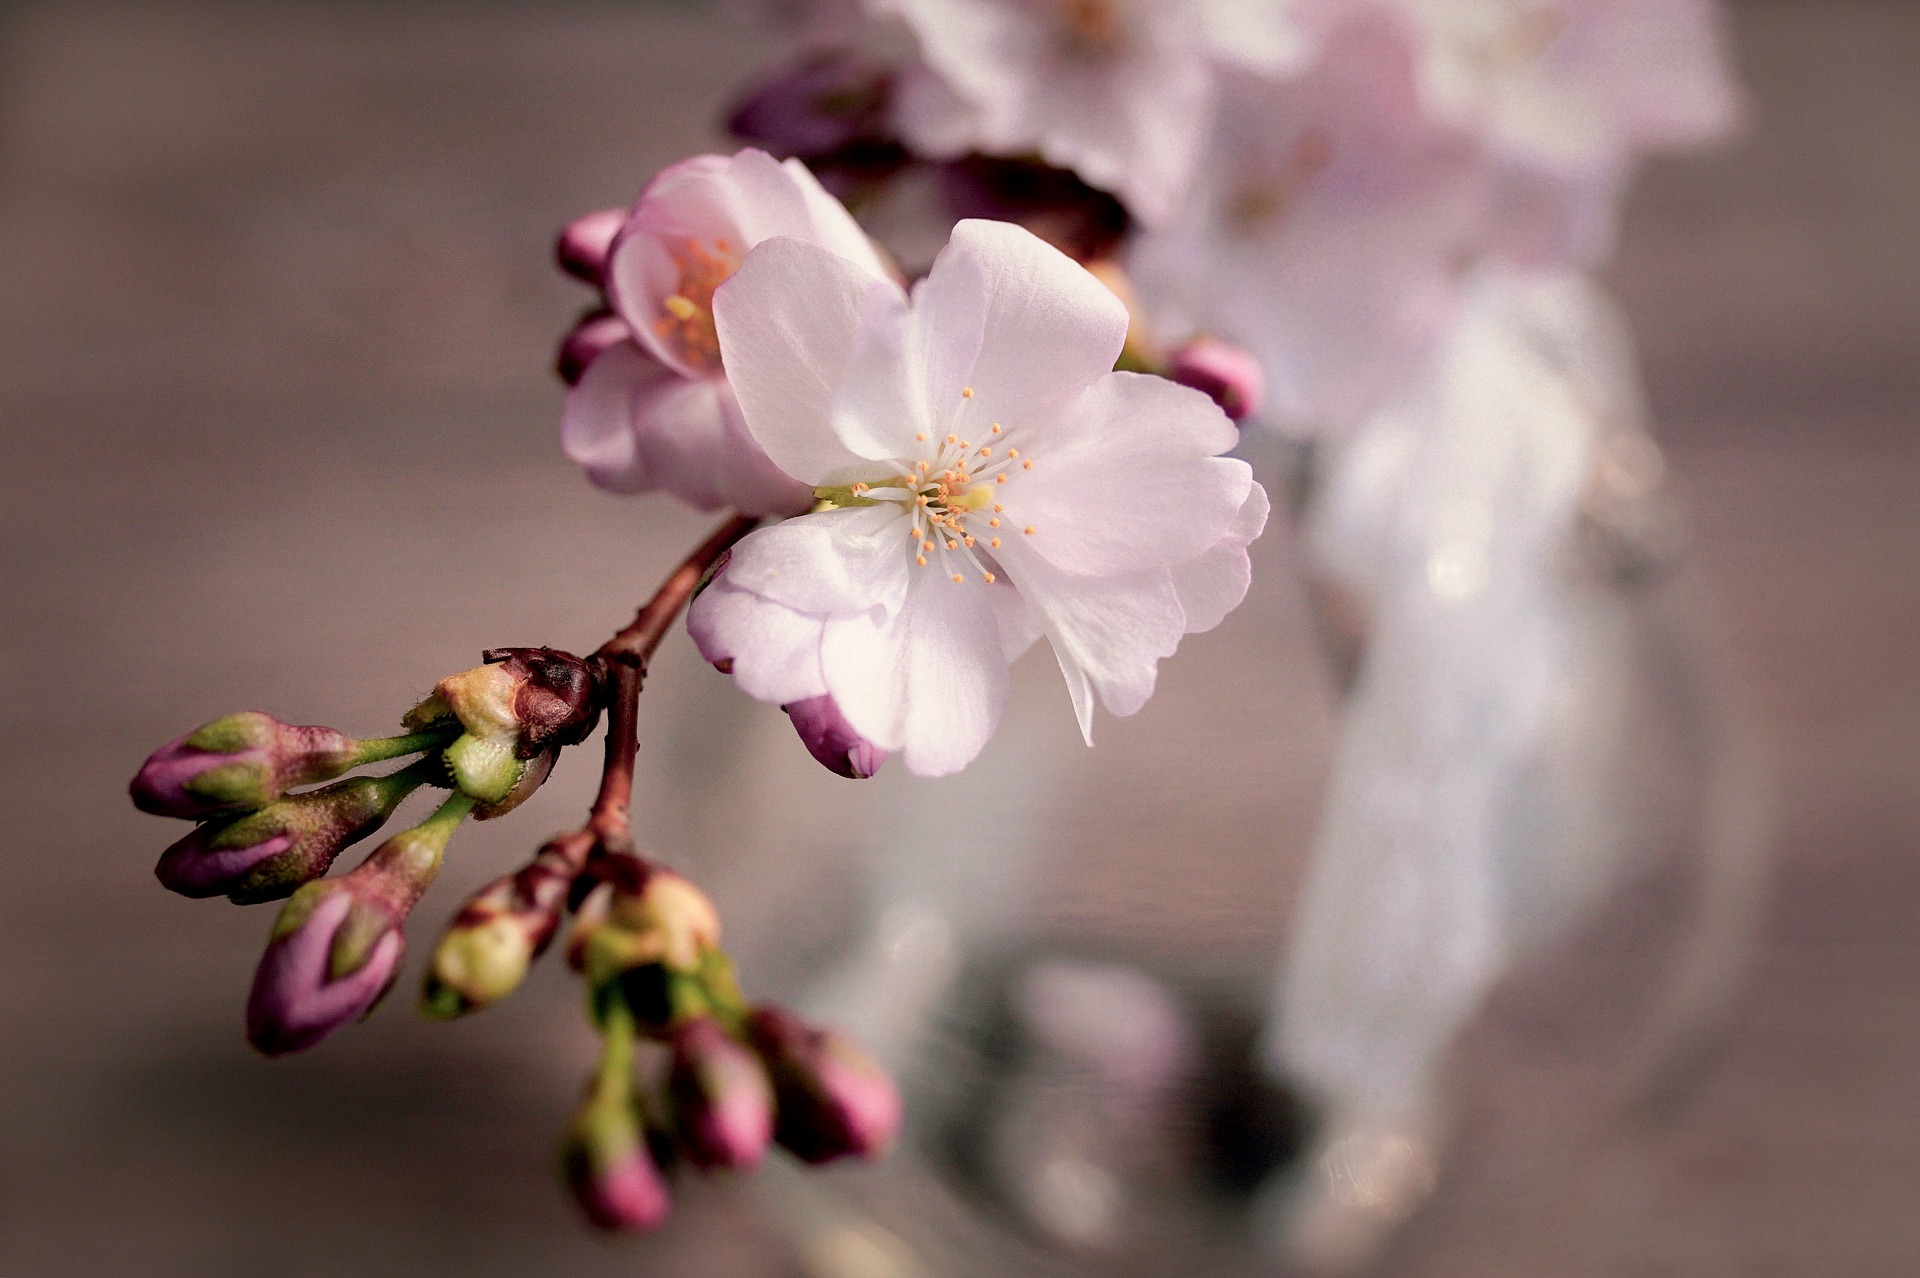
[561, 1007, 673, 1232]
[668, 1016, 775, 1171]
[1170, 335, 1265, 423]
[561, 1098, 672, 1233]
[557, 309, 633, 386]
[556, 207, 626, 288]
[570, 868, 723, 987]
[748, 1005, 901, 1164]
[405, 648, 600, 804]
[420, 829, 585, 1019]
[155, 761, 431, 903]
[131, 712, 357, 818]
[246, 794, 471, 1055]
[725, 49, 896, 162]
[783, 694, 887, 778]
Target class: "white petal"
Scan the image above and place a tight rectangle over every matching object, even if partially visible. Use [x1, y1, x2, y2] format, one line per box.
[993, 538, 1189, 734]
[715, 503, 911, 618]
[782, 155, 895, 282]
[827, 280, 968, 462]
[820, 569, 1011, 777]
[1000, 373, 1248, 575]
[714, 236, 909, 484]
[686, 582, 829, 705]
[922, 220, 1129, 433]
[1171, 480, 1270, 633]
[986, 576, 1044, 663]
[637, 376, 814, 515]
[560, 342, 669, 494]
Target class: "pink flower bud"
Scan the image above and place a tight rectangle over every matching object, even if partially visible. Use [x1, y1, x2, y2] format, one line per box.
[155, 766, 425, 903]
[748, 1005, 901, 1164]
[245, 886, 405, 1056]
[560, 1067, 673, 1232]
[669, 1016, 775, 1171]
[556, 310, 633, 386]
[1169, 335, 1265, 423]
[556, 207, 626, 288]
[564, 1135, 672, 1233]
[246, 800, 466, 1055]
[783, 694, 888, 779]
[131, 712, 358, 819]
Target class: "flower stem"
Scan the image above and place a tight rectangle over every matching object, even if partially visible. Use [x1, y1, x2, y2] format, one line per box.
[586, 513, 759, 848]
[352, 726, 460, 767]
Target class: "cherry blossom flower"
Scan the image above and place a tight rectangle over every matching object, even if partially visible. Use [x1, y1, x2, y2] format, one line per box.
[561, 148, 894, 516]
[687, 218, 1266, 777]
[877, 0, 1314, 227]
[1129, 12, 1491, 436]
[1391, 0, 1744, 261]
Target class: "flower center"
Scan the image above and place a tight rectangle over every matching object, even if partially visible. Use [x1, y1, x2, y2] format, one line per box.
[1056, 0, 1126, 57]
[816, 387, 1039, 586]
[653, 236, 741, 371]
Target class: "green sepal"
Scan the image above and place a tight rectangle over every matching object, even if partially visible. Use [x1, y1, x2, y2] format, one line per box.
[181, 760, 275, 808]
[182, 711, 276, 754]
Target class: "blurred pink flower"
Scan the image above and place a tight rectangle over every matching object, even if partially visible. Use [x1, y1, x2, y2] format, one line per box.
[562, 148, 894, 516]
[878, 0, 1313, 227]
[1394, 0, 1745, 261]
[688, 218, 1265, 776]
[1130, 12, 1491, 435]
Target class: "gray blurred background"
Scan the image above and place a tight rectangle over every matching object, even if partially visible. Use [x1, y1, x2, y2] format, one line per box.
[2, 2, 1915, 1274]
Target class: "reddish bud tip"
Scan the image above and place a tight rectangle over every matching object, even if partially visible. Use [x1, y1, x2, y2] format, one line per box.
[748, 1005, 901, 1164]
[1169, 335, 1265, 423]
[556, 310, 633, 386]
[556, 207, 626, 289]
[669, 1016, 775, 1171]
[784, 694, 887, 779]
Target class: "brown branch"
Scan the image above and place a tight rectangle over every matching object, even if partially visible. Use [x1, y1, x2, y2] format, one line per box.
[582, 512, 759, 850]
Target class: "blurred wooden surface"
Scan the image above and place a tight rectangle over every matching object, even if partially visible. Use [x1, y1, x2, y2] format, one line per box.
[2, 2, 1916, 1274]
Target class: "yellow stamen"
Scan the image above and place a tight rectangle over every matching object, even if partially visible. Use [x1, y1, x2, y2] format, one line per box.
[662, 294, 697, 321]
[961, 386, 974, 398]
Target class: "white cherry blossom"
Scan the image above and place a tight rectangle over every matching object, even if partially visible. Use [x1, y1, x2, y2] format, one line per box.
[688, 218, 1266, 776]
[1129, 12, 1491, 436]
[561, 148, 894, 516]
[1391, 0, 1744, 260]
[877, 0, 1313, 228]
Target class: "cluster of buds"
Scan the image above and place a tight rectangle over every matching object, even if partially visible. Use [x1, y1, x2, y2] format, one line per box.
[131, 648, 603, 1044]
[556, 861, 900, 1230]
[133, 635, 898, 1234]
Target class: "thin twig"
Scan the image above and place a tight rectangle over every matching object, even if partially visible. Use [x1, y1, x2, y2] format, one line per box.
[584, 513, 758, 847]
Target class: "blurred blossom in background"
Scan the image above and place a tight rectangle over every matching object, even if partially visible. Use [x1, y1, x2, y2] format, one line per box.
[4, 2, 1919, 1275]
